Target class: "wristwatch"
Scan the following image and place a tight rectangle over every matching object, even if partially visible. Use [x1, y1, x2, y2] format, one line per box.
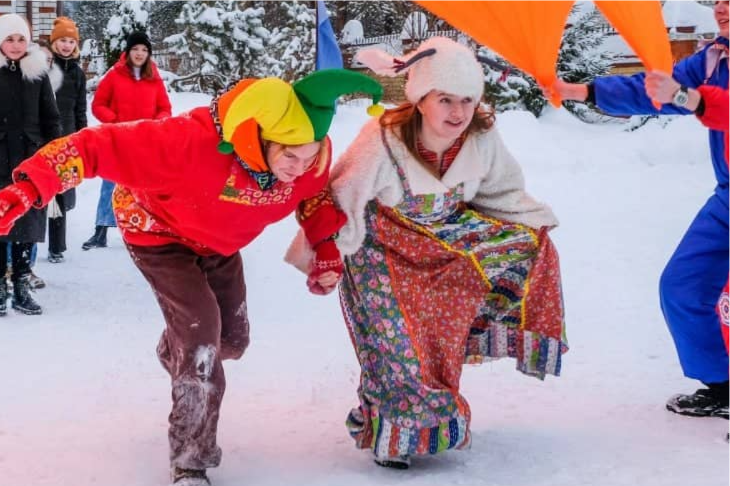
[671, 85, 690, 107]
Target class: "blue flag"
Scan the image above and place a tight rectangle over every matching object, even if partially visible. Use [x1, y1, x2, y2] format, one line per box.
[316, 1, 343, 70]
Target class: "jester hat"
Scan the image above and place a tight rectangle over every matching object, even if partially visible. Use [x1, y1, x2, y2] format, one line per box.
[217, 69, 384, 162]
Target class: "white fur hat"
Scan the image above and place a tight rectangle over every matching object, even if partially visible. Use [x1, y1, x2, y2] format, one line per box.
[356, 36, 484, 103]
[0, 13, 31, 43]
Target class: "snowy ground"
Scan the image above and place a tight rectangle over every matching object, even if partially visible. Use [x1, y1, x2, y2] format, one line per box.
[0, 93, 727, 486]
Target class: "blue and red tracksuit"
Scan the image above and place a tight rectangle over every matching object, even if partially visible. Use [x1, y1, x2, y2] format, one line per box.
[593, 37, 729, 384]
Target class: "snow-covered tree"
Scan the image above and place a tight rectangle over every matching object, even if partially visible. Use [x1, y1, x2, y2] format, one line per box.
[267, 1, 315, 81]
[103, 0, 151, 68]
[166, 1, 274, 94]
[149, 1, 186, 41]
[479, 5, 614, 118]
[63, 1, 121, 42]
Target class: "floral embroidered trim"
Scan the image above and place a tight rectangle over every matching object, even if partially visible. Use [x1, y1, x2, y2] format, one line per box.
[219, 174, 294, 206]
[297, 189, 335, 222]
[38, 136, 84, 191]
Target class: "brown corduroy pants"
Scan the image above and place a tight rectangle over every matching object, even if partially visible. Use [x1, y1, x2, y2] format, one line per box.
[127, 243, 250, 471]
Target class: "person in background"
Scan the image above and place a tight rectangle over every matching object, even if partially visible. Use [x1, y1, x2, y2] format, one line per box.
[0, 68, 382, 485]
[0, 14, 60, 315]
[44, 16, 86, 263]
[83, 30, 170, 250]
[546, 0, 729, 419]
[287, 37, 567, 469]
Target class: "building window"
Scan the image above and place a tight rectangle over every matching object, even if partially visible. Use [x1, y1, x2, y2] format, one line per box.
[0, 0, 15, 13]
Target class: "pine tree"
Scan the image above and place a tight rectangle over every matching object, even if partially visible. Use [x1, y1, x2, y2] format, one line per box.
[478, 5, 614, 118]
[103, 0, 151, 69]
[64, 1, 121, 42]
[325, 1, 419, 40]
[166, 1, 274, 94]
[149, 0, 186, 41]
[267, 1, 315, 81]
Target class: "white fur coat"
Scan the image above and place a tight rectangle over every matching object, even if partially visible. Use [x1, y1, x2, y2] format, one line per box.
[285, 118, 558, 272]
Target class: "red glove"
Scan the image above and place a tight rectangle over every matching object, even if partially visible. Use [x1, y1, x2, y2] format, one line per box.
[0, 181, 39, 235]
[306, 239, 344, 295]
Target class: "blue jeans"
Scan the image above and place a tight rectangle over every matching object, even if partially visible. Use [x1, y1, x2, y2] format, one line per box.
[95, 179, 117, 227]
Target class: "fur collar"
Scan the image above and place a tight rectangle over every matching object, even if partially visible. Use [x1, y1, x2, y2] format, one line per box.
[371, 119, 494, 195]
[48, 63, 63, 92]
[0, 44, 49, 82]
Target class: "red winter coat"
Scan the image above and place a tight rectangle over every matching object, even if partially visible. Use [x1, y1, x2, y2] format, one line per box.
[91, 53, 171, 124]
[696, 85, 728, 166]
[14, 107, 345, 256]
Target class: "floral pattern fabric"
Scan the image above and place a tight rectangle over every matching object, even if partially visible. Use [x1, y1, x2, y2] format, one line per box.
[341, 129, 567, 458]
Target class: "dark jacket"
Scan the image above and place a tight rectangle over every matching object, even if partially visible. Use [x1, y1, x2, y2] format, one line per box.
[49, 53, 87, 211]
[0, 45, 61, 242]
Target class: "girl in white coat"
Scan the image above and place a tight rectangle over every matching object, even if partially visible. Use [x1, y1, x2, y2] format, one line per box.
[290, 37, 568, 469]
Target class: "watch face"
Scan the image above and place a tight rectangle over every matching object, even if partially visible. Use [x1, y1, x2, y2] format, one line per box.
[673, 88, 689, 106]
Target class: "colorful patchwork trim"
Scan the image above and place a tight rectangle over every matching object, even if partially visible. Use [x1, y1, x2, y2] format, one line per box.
[465, 323, 567, 379]
[347, 407, 470, 457]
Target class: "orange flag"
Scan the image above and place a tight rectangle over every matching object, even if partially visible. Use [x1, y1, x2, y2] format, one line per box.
[415, 1, 574, 106]
[594, 1, 673, 107]
[594, 1, 672, 74]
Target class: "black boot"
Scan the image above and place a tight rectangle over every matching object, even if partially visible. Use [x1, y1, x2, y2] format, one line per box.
[0, 279, 7, 316]
[11, 275, 42, 315]
[666, 382, 729, 419]
[82, 226, 108, 250]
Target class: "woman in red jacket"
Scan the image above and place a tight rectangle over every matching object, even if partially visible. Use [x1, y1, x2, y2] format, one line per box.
[0, 70, 382, 486]
[83, 31, 171, 250]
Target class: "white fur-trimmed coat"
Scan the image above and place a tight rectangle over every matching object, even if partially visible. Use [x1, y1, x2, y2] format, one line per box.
[285, 118, 558, 272]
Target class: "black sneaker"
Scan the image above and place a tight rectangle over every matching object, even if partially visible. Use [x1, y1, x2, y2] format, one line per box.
[374, 454, 410, 470]
[666, 389, 729, 419]
[171, 467, 210, 486]
[48, 252, 64, 263]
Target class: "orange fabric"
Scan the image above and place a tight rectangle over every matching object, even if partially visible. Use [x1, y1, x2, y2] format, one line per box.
[414, 1, 573, 106]
[594, 1, 672, 74]
[594, 1, 673, 107]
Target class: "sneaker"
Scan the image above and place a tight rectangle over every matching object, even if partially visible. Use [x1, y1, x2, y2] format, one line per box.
[666, 389, 729, 419]
[28, 272, 45, 290]
[48, 252, 64, 263]
[374, 454, 410, 470]
[171, 467, 210, 486]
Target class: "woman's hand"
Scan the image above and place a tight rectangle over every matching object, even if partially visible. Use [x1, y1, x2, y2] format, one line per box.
[308, 270, 340, 295]
[307, 239, 344, 295]
[541, 79, 589, 102]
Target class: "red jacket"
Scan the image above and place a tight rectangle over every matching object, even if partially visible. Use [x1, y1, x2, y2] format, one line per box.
[92, 53, 171, 123]
[696, 85, 728, 166]
[15, 107, 345, 256]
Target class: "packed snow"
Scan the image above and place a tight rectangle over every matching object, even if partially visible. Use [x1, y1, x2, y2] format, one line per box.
[0, 93, 726, 486]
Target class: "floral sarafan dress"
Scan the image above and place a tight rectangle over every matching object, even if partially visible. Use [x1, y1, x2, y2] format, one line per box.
[341, 134, 567, 458]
